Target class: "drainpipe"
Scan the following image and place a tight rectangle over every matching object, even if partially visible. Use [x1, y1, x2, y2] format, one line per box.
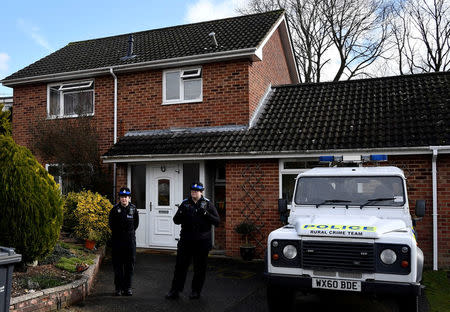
[110, 68, 118, 201]
[431, 147, 438, 270]
[429, 145, 450, 270]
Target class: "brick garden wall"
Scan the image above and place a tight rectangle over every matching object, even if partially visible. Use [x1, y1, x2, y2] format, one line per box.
[224, 155, 450, 267]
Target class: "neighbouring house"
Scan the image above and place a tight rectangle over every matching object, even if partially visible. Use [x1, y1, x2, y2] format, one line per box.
[1, 10, 449, 268]
[0, 96, 13, 111]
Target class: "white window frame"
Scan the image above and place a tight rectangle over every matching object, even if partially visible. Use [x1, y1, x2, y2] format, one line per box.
[46, 163, 93, 194]
[162, 67, 203, 105]
[279, 159, 319, 208]
[47, 80, 95, 118]
[46, 164, 63, 193]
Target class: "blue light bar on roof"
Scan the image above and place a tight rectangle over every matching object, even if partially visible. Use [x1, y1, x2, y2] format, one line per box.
[370, 154, 388, 161]
[319, 156, 335, 162]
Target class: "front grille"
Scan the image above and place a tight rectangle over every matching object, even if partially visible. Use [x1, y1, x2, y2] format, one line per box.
[302, 241, 375, 273]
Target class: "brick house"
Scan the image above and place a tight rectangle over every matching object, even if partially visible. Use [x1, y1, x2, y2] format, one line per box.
[2, 11, 450, 268]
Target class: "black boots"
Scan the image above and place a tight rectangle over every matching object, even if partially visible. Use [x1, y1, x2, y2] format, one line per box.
[189, 291, 201, 299]
[114, 288, 132, 296]
[165, 290, 179, 299]
[124, 288, 133, 296]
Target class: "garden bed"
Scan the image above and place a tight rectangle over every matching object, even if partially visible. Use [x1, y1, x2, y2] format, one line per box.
[12, 241, 96, 298]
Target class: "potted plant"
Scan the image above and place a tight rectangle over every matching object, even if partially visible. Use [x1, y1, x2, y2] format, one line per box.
[234, 220, 257, 261]
[84, 229, 101, 250]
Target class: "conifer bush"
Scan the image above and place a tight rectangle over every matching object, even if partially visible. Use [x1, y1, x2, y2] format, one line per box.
[0, 135, 63, 262]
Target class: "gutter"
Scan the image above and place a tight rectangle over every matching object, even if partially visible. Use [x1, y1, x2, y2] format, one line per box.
[1, 48, 258, 86]
[102, 145, 450, 163]
[429, 145, 450, 270]
[110, 68, 118, 201]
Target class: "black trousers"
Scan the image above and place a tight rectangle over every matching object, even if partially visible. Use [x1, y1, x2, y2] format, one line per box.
[112, 239, 136, 291]
[171, 240, 210, 293]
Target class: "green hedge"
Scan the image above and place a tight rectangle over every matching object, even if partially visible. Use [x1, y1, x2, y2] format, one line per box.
[0, 135, 63, 262]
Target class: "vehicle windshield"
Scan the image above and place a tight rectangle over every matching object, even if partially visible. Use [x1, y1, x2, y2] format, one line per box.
[294, 176, 405, 207]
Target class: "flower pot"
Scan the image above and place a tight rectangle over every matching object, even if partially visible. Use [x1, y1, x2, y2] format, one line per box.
[240, 246, 256, 261]
[85, 239, 95, 250]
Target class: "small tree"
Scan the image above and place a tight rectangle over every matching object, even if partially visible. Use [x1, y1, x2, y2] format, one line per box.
[234, 220, 257, 246]
[0, 135, 63, 263]
[32, 116, 111, 195]
[0, 104, 11, 136]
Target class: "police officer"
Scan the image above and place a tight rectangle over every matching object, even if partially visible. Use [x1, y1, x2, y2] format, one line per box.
[108, 187, 139, 296]
[165, 182, 220, 300]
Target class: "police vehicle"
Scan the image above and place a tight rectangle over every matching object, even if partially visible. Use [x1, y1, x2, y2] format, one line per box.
[265, 155, 425, 312]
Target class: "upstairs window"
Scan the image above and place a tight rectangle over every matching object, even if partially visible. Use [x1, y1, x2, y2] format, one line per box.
[47, 80, 94, 118]
[163, 67, 202, 104]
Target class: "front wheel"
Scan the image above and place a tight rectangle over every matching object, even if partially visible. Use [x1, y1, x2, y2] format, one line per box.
[267, 284, 295, 312]
[397, 295, 418, 312]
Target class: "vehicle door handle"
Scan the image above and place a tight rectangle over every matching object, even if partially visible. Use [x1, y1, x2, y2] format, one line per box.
[149, 202, 152, 212]
[159, 210, 169, 214]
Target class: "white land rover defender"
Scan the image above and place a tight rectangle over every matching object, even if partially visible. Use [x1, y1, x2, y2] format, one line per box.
[265, 156, 426, 312]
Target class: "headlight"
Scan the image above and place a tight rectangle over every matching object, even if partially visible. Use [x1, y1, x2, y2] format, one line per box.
[283, 245, 297, 259]
[380, 249, 397, 264]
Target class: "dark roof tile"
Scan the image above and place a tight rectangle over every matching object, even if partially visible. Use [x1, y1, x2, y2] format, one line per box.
[104, 72, 450, 158]
[4, 10, 284, 81]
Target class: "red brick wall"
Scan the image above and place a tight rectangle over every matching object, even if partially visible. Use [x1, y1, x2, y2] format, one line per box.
[12, 84, 47, 161]
[249, 27, 293, 118]
[224, 156, 450, 267]
[386, 155, 450, 268]
[225, 160, 281, 258]
[115, 60, 251, 138]
[12, 60, 251, 159]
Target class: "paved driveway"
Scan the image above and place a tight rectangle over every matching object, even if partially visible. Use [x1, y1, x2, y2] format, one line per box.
[66, 250, 427, 312]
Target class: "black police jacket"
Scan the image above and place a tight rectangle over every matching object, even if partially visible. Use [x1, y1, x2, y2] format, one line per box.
[173, 196, 220, 242]
[109, 203, 139, 242]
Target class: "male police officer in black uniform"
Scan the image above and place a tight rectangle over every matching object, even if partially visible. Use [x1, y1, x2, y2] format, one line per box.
[165, 182, 220, 300]
[108, 187, 139, 296]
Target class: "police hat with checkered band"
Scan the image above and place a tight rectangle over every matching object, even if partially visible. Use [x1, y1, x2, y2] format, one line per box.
[118, 187, 131, 196]
[190, 182, 204, 191]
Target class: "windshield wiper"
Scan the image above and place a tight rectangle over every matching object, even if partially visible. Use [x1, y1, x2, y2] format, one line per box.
[360, 197, 395, 209]
[316, 199, 351, 208]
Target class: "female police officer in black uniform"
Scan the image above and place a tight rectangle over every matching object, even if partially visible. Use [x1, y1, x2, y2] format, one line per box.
[108, 187, 139, 296]
[165, 182, 220, 300]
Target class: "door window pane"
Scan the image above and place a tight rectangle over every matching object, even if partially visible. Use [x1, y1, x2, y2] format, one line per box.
[158, 179, 170, 206]
[131, 165, 146, 209]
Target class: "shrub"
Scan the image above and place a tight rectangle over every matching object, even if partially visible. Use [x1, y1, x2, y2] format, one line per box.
[0, 135, 63, 263]
[0, 104, 11, 136]
[70, 190, 112, 245]
[234, 221, 257, 246]
[55, 256, 94, 273]
[62, 192, 81, 233]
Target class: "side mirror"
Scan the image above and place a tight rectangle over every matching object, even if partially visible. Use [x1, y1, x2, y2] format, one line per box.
[278, 199, 289, 224]
[415, 200, 426, 218]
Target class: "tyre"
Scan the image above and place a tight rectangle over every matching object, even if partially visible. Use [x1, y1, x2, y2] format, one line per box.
[397, 295, 418, 312]
[267, 284, 295, 312]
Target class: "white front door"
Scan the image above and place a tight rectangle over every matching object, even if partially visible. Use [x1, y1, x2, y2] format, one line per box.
[147, 165, 181, 249]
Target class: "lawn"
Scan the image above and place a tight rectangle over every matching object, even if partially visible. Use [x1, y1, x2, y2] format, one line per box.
[422, 270, 450, 312]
